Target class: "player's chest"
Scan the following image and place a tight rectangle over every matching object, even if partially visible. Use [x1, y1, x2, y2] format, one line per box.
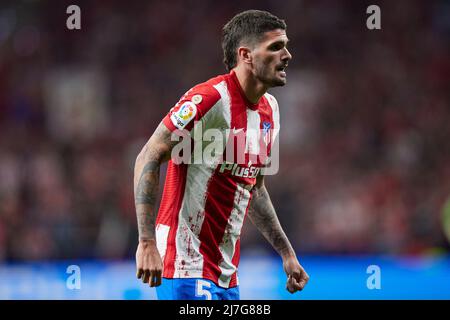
[228, 102, 273, 132]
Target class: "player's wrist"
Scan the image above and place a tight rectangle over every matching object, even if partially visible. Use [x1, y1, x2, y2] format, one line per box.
[139, 238, 157, 245]
[281, 249, 297, 261]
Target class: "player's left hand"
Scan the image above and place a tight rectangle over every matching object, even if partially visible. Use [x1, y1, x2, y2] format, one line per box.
[283, 256, 309, 293]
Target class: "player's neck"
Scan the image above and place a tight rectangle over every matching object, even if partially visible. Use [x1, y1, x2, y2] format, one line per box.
[233, 67, 268, 105]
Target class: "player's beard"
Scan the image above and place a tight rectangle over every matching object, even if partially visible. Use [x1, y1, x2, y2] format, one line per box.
[255, 62, 287, 87]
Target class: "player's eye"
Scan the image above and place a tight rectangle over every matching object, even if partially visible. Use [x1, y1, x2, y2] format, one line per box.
[269, 44, 281, 51]
[268, 42, 286, 51]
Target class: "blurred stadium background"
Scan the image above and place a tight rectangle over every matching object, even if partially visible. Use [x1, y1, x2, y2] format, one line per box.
[0, 0, 449, 299]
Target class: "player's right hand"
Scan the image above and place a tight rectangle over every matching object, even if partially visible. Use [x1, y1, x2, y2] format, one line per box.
[136, 239, 163, 287]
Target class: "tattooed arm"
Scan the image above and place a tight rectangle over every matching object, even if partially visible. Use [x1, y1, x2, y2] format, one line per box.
[248, 174, 310, 293]
[134, 122, 177, 287]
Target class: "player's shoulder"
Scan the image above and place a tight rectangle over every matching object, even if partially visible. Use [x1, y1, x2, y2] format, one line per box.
[167, 74, 228, 129]
[182, 74, 227, 107]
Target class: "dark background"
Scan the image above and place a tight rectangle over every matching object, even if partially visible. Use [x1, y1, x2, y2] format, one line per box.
[0, 0, 449, 262]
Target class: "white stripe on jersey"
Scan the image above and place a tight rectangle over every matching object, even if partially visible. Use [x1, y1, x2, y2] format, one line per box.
[173, 163, 215, 278]
[265, 93, 280, 139]
[217, 184, 251, 287]
[156, 224, 170, 259]
[245, 109, 262, 155]
[213, 81, 232, 128]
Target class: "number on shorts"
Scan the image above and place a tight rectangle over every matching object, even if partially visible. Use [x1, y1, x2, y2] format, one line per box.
[196, 279, 212, 300]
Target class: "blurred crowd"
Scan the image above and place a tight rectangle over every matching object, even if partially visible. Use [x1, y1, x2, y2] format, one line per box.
[0, 0, 449, 261]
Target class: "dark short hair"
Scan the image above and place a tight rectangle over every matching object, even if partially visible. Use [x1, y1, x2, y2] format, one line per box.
[222, 10, 287, 71]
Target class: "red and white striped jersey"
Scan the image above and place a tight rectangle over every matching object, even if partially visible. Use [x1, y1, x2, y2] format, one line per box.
[156, 70, 280, 288]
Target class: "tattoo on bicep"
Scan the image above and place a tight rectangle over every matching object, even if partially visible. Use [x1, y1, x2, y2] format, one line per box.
[153, 123, 180, 161]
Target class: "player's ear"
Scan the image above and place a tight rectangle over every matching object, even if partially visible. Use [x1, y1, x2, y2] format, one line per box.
[237, 46, 252, 65]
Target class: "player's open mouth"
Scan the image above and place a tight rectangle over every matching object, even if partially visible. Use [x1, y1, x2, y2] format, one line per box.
[276, 64, 287, 77]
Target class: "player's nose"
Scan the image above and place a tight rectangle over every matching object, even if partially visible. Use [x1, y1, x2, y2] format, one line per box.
[282, 47, 292, 62]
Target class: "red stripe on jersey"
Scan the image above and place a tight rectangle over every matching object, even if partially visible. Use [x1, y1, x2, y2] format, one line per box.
[198, 168, 238, 284]
[157, 161, 188, 278]
[227, 70, 250, 131]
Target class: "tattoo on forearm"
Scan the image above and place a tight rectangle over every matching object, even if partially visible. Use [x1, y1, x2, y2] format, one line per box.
[135, 161, 160, 239]
[133, 123, 180, 240]
[135, 161, 160, 205]
[249, 186, 294, 257]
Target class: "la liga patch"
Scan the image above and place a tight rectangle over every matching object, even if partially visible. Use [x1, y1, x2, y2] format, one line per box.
[170, 101, 197, 129]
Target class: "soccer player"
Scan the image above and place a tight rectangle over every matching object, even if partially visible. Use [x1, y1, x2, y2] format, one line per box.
[134, 10, 309, 300]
